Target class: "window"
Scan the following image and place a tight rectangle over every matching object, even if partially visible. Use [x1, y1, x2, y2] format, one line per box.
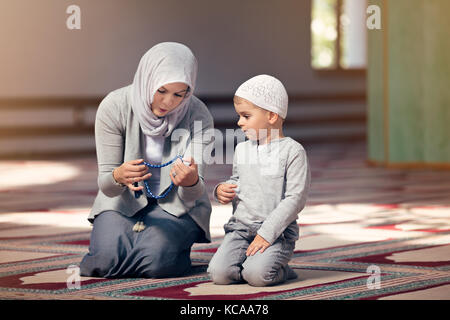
[311, 0, 367, 70]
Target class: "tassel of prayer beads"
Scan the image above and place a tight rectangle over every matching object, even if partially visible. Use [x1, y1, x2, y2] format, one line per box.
[132, 221, 146, 233]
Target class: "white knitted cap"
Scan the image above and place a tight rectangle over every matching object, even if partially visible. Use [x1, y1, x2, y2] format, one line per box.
[235, 74, 288, 119]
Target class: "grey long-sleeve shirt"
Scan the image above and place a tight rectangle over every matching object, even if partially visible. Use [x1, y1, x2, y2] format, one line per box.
[214, 137, 310, 244]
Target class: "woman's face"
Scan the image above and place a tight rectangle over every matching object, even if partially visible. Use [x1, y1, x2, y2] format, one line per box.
[151, 82, 189, 117]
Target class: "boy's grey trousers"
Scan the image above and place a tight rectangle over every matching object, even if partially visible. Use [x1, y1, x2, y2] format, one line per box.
[207, 218, 297, 287]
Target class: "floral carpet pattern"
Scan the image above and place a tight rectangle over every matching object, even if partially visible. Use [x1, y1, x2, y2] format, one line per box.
[0, 142, 449, 300]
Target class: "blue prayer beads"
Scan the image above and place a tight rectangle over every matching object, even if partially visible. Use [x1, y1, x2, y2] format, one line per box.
[134, 155, 183, 199]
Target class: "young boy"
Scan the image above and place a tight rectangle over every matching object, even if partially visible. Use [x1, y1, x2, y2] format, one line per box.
[207, 74, 311, 287]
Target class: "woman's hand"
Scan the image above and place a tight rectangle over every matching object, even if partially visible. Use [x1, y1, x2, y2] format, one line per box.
[246, 234, 270, 256]
[113, 159, 152, 192]
[170, 157, 199, 187]
[216, 183, 238, 204]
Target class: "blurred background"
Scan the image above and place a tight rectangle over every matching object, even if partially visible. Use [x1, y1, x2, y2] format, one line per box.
[0, 0, 448, 165]
[0, 0, 369, 159]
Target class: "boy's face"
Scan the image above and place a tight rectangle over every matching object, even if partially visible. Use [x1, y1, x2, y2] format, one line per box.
[234, 99, 271, 141]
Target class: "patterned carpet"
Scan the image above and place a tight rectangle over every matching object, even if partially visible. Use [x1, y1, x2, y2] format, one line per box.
[0, 142, 449, 300]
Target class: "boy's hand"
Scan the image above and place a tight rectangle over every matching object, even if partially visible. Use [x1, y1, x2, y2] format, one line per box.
[246, 234, 270, 256]
[216, 183, 238, 204]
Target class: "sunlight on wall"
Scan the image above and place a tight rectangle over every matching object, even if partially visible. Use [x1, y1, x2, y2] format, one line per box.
[311, 0, 367, 69]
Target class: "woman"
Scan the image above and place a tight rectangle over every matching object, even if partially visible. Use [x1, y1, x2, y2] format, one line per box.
[79, 42, 214, 278]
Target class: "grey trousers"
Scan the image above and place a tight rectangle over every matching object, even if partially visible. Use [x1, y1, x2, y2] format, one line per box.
[79, 201, 202, 278]
[207, 219, 297, 287]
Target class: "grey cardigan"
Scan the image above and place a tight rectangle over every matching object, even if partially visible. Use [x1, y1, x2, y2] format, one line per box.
[89, 85, 214, 243]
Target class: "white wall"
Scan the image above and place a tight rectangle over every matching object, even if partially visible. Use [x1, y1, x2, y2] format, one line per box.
[0, 0, 366, 97]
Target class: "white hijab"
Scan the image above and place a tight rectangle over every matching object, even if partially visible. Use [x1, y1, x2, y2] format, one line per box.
[131, 42, 198, 137]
